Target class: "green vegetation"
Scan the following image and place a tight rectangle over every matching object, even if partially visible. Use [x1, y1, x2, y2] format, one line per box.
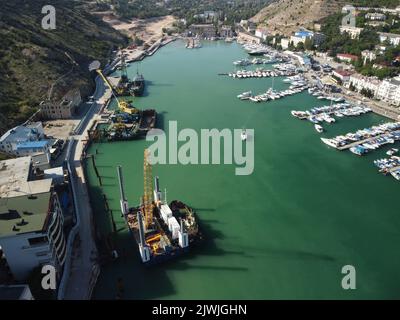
[110, 0, 274, 25]
[0, 0, 127, 133]
[353, 0, 400, 8]
[319, 11, 400, 79]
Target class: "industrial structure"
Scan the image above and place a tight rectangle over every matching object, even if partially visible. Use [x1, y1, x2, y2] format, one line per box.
[116, 151, 202, 265]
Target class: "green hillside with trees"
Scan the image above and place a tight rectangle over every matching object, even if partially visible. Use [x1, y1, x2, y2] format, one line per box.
[0, 0, 127, 133]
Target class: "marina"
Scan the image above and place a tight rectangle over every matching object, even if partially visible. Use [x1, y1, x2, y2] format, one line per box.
[374, 156, 400, 181]
[291, 103, 372, 124]
[85, 41, 400, 299]
[320, 121, 400, 152]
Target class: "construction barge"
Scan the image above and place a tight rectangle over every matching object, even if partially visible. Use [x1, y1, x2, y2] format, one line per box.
[94, 68, 156, 142]
[116, 151, 203, 265]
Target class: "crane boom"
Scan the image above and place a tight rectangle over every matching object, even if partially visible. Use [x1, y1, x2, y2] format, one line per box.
[96, 69, 138, 115]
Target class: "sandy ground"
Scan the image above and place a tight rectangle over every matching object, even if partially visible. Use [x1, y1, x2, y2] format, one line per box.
[43, 119, 79, 139]
[104, 15, 176, 44]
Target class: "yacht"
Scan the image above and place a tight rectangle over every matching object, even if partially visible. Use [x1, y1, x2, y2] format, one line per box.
[387, 148, 399, 156]
[237, 91, 252, 100]
[315, 124, 324, 133]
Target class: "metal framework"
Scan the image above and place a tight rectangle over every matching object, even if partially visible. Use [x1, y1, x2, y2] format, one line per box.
[143, 149, 154, 229]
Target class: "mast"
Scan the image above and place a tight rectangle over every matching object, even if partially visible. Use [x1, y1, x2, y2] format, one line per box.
[143, 149, 154, 230]
[117, 165, 128, 216]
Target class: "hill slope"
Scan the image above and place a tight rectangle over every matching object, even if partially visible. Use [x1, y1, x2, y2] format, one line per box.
[0, 0, 127, 132]
[252, 0, 346, 36]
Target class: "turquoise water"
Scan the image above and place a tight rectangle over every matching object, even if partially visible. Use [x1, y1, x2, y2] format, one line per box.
[87, 41, 400, 299]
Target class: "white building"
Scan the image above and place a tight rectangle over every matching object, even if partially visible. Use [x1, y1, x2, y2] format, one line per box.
[0, 157, 67, 281]
[378, 32, 400, 46]
[332, 69, 353, 83]
[0, 122, 49, 158]
[280, 38, 290, 50]
[376, 77, 400, 106]
[255, 27, 268, 41]
[361, 50, 377, 64]
[365, 13, 386, 21]
[349, 74, 381, 96]
[340, 26, 363, 39]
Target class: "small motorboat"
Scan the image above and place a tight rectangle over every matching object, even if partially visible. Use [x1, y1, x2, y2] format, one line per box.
[315, 124, 324, 133]
[241, 129, 247, 141]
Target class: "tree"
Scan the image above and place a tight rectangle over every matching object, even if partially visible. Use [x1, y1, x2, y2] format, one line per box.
[296, 42, 305, 51]
[304, 38, 314, 51]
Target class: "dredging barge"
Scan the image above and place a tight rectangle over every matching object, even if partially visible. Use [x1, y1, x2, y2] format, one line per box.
[116, 151, 203, 265]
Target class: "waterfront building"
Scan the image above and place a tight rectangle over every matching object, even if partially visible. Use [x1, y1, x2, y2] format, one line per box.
[255, 27, 268, 41]
[237, 32, 261, 44]
[0, 156, 67, 281]
[378, 32, 400, 46]
[376, 77, 400, 107]
[0, 122, 49, 158]
[219, 25, 233, 38]
[280, 38, 290, 50]
[349, 74, 381, 96]
[340, 26, 363, 39]
[332, 69, 353, 84]
[336, 53, 359, 63]
[188, 24, 216, 38]
[0, 285, 34, 300]
[365, 13, 387, 21]
[40, 88, 81, 120]
[290, 29, 325, 47]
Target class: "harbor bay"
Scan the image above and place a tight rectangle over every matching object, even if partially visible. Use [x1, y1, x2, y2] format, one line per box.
[86, 41, 400, 299]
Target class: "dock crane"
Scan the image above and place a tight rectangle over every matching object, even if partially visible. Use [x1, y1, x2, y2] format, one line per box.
[89, 60, 138, 115]
[95, 68, 139, 115]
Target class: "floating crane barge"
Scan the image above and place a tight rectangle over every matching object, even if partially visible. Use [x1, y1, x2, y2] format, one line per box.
[96, 68, 156, 141]
[116, 151, 203, 265]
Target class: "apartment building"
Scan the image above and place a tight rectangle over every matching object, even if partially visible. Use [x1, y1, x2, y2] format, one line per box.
[339, 26, 363, 39]
[0, 157, 67, 281]
[349, 74, 381, 96]
[376, 77, 400, 107]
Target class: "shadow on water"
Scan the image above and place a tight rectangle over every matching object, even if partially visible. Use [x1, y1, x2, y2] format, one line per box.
[233, 243, 335, 262]
[156, 111, 167, 131]
[84, 146, 248, 299]
[88, 184, 247, 298]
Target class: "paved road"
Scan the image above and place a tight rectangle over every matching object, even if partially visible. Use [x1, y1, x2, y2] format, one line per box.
[61, 75, 112, 299]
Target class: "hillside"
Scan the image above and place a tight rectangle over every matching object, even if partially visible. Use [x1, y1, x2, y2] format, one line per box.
[251, 0, 347, 36]
[0, 0, 127, 133]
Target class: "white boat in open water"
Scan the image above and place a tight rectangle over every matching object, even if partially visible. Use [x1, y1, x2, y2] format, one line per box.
[315, 124, 324, 133]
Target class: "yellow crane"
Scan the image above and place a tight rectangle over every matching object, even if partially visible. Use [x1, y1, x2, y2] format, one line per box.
[95, 68, 139, 115]
[143, 149, 154, 230]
